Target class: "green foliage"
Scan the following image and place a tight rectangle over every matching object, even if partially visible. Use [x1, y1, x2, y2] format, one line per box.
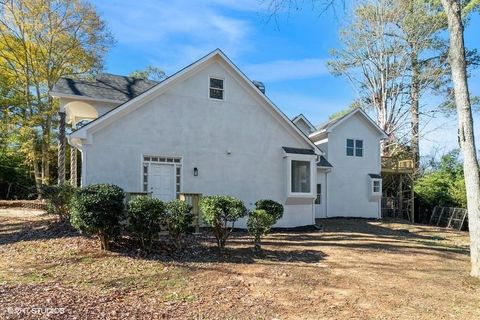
[247, 210, 275, 251]
[0, 0, 113, 187]
[415, 150, 467, 210]
[70, 184, 125, 250]
[248, 200, 284, 250]
[328, 104, 358, 120]
[125, 196, 166, 251]
[165, 199, 193, 250]
[42, 184, 76, 221]
[130, 65, 166, 81]
[450, 177, 467, 208]
[200, 195, 247, 247]
[0, 152, 36, 199]
[254, 199, 284, 222]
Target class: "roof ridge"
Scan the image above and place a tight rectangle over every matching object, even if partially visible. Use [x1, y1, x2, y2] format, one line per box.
[97, 72, 160, 83]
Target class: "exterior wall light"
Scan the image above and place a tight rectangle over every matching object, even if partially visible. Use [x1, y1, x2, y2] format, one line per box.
[193, 167, 198, 176]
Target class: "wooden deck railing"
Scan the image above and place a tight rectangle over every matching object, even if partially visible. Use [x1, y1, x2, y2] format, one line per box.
[381, 157, 414, 173]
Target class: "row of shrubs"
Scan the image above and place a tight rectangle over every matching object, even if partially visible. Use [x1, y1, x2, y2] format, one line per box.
[43, 184, 284, 252]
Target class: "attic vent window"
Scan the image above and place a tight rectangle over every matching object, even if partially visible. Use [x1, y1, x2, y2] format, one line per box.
[209, 77, 224, 100]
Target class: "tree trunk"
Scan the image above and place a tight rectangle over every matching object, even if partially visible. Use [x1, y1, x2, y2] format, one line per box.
[441, 0, 480, 277]
[32, 137, 42, 198]
[41, 118, 51, 185]
[254, 234, 261, 251]
[99, 234, 109, 251]
[58, 112, 66, 185]
[410, 48, 420, 170]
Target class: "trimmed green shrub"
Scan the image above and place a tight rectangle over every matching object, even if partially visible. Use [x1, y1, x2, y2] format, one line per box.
[42, 184, 76, 221]
[254, 199, 284, 221]
[248, 200, 284, 250]
[166, 199, 193, 250]
[70, 184, 125, 250]
[247, 209, 274, 251]
[200, 195, 247, 247]
[125, 196, 166, 251]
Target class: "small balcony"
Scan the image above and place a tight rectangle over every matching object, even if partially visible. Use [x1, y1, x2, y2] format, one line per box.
[381, 157, 414, 174]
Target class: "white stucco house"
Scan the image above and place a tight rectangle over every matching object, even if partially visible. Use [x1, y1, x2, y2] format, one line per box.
[50, 49, 387, 228]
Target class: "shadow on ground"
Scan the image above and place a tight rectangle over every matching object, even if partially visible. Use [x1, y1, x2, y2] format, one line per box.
[111, 231, 327, 265]
[0, 217, 79, 245]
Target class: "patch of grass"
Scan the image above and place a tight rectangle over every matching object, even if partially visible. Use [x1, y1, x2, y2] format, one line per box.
[22, 271, 53, 283]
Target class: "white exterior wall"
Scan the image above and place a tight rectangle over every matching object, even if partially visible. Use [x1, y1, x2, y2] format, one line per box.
[81, 60, 316, 228]
[60, 97, 119, 127]
[325, 113, 382, 218]
[315, 169, 328, 218]
[316, 139, 328, 158]
[293, 118, 313, 135]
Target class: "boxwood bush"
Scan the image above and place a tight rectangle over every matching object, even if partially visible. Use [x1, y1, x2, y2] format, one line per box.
[248, 200, 284, 250]
[254, 199, 284, 221]
[70, 184, 125, 250]
[200, 195, 247, 247]
[165, 199, 193, 250]
[125, 196, 166, 251]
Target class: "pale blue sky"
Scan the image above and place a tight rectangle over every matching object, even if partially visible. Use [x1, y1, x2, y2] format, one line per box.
[91, 0, 480, 157]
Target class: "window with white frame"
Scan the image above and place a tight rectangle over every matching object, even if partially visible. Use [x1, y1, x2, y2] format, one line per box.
[346, 138, 363, 157]
[142, 156, 182, 196]
[291, 160, 311, 193]
[372, 179, 381, 194]
[209, 77, 224, 100]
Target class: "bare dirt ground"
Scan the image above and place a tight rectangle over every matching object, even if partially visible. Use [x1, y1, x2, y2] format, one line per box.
[0, 210, 479, 320]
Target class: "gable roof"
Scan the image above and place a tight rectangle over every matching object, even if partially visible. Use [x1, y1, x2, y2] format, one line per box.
[291, 114, 316, 133]
[69, 49, 322, 154]
[315, 112, 350, 132]
[51, 73, 159, 102]
[309, 108, 388, 139]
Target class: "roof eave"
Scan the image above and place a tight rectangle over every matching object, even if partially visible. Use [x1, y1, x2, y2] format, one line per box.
[50, 91, 124, 104]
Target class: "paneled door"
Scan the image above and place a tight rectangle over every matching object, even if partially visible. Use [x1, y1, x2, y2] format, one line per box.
[149, 163, 175, 201]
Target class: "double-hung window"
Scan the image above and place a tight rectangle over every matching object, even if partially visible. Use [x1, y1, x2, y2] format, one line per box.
[346, 139, 363, 157]
[291, 160, 311, 193]
[209, 77, 224, 100]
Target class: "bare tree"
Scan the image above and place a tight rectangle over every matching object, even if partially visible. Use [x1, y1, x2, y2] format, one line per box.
[328, 0, 411, 155]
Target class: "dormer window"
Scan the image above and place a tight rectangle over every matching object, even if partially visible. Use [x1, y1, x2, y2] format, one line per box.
[209, 77, 224, 100]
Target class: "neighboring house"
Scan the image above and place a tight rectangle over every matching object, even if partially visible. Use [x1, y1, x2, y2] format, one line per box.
[50, 49, 387, 228]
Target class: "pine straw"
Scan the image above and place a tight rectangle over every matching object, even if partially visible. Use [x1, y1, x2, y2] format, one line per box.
[0, 212, 479, 320]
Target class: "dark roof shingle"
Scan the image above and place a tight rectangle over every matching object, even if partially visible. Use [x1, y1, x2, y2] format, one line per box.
[317, 156, 333, 167]
[282, 147, 316, 155]
[51, 73, 159, 102]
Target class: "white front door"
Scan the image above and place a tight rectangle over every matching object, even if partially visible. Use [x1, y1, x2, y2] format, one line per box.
[149, 163, 175, 201]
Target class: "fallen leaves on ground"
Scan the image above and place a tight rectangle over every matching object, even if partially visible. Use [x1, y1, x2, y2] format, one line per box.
[0, 212, 479, 319]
